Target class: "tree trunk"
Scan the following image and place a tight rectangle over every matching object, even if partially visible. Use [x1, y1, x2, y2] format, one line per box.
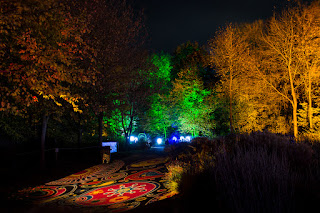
[288, 62, 298, 138]
[229, 98, 233, 134]
[120, 112, 129, 148]
[40, 114, 49, 169]
[126, 105, 134, 147]
[308, 72, 313, 129]
[98, 112, 103, 148]
[292, 100, 298, 138]
[229, 71, 234, 134]
[291, 75, 298, 138]
[124, 132, 129, 148]
[128, 115, 133, 137]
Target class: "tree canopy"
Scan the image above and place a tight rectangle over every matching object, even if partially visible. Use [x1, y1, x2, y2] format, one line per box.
[3, 0, 320, 163]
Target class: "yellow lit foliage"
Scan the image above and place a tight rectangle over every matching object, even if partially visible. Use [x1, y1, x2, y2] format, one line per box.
[208, 2, 320, 138]
[0, 0, 94, 115]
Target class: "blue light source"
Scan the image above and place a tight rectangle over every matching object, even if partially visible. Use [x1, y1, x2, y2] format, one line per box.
[185, 136, 191, 142]
[179, 136, 184, 142]
[157, 138, 162, 145]
[172, 136, 177, 142]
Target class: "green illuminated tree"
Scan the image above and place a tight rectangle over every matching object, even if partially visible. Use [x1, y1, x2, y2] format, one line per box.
[141, 52, 173, 139]
[104, 101, 138, 140]
[171, 67, 215, 137]
[143, 94, 172, 139]
[149, 53, 172, 90]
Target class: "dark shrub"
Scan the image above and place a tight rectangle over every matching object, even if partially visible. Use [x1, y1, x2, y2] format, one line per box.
[168, 132, 319, 213]
[232, 131, 314, 172]
[213, 144, 295, 213]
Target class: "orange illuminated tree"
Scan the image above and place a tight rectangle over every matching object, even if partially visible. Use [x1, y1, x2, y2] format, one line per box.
[294, 2, 320, 132]
[252, 3, 320, 138]
[208, 24, 251, 134]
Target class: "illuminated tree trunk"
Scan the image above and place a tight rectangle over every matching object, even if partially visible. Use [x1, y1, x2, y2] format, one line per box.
[308, 71, 313, 129]
[258, 11, 303, 138]
[289, 63, 298, 138]
[41, 114, 49, 169]
[121, 106, 134, 148]
[229, 69, 234, 134]
[163, 125, 167, 140]
[128, 115, 134, 140]
[292, 99, 298, 138]
[208, 24, 245, 135]
[123, 116, 133, 147]
[127, 104, 134, 145]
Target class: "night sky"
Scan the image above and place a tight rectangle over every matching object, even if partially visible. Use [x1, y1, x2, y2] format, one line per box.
[133, 0, 311, 53]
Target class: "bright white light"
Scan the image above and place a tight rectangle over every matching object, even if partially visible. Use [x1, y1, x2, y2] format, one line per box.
[157, 138, 162, 144]
[130, 136, 138, 143]
[172, 136, 177, 141]
[185, 136, 191, 142]
[179, 136, 184, 141]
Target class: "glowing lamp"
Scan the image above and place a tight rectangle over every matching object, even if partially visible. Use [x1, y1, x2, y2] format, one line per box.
[130, 136, 138, 143]
[179, 136, 184, 141]
[172, 136, 177, 141]
[157, 138, 162, 145]
[185, 136, 191, 142]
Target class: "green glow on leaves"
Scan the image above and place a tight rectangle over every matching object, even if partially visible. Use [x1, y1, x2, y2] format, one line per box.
[172, 67, 214, 137]
[144, 94, 171, 139]
[150, 53, 172, 83]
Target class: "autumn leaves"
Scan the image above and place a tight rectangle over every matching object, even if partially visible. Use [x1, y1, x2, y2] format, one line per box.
[208, 2, 320, 138]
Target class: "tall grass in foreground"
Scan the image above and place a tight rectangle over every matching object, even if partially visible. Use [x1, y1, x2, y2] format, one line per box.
[166, 132, 319, 213]
[214, 144, 295, 212]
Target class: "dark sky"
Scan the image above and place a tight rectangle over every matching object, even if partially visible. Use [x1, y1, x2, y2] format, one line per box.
[132, 0, 310, 53]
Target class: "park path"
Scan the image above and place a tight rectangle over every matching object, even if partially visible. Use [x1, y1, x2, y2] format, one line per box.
[9, 146, 177, 212]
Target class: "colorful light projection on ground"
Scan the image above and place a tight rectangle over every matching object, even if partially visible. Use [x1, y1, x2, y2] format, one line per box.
[14, 157, 176, 212]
